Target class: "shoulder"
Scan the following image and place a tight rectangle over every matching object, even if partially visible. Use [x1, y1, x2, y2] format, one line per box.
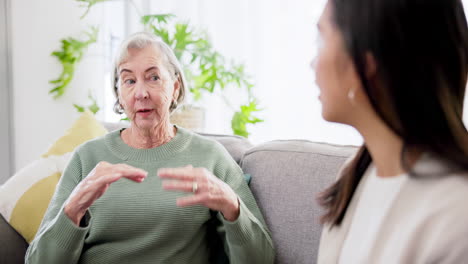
[401, 169, 468, 240]
[406, 155, 468, 206]
[182, 128, 229, 156]
[414, 171, 468, 212]
[403, 154, 468, 209]
[182, 129, 242, 180]
[403, 172, 468, 261]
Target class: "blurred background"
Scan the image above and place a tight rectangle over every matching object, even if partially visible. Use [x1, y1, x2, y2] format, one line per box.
[1, 0, 467, 181]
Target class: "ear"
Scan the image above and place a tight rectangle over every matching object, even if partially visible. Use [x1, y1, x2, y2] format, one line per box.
[172, 79, 180, 100]
[365, 52, 377, 79]
[117, 91, 126, 109]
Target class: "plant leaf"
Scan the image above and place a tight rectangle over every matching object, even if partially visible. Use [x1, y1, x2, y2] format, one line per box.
[75, 0, 110, 19]
[231, 99, 264, 138]
[49, 27, 98, 99]
[141, 14, 175, 25]
[73, 104, 85, 112]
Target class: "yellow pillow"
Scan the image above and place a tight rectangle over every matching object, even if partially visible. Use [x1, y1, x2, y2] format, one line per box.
[42, 110, 108, 157]
[0, 110, 108, 243]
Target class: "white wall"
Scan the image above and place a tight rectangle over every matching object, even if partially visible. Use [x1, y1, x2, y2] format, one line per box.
[8, 0, 468, 174]
[10, 0, 105, 172]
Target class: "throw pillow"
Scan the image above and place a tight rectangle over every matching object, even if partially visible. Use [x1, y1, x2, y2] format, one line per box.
[0, 111, 107, 243]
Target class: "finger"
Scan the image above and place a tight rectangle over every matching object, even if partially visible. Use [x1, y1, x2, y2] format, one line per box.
[97, 171, 145, 186]
[162, 180, 196, 193]
[176, 194, 206, 207]
[112, 166, 148, 182]
[158, 167, 195, 181]
[92, 163, 147, 182]
[114, 163, 148, 176]
[74, 181, 109, 207]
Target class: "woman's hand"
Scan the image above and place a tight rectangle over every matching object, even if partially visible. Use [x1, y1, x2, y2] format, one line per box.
[64, 161, 148, 226]
[158, 165, 240, 221]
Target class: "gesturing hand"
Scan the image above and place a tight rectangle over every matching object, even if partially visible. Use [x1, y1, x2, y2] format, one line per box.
[64, 161, 148, 226]
[158, 165, 240, 221]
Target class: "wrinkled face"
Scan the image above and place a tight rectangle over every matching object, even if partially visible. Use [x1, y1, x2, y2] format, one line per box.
[118, 45, 179, 130]
[313, 3, 363, 125]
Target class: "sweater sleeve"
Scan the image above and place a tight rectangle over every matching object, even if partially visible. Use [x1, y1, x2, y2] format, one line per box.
[213, 144, 275, 264]
[25, 150, 91, 264]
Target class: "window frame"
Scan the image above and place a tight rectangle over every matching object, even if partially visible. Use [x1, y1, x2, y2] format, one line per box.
[0, 0, 13, 183]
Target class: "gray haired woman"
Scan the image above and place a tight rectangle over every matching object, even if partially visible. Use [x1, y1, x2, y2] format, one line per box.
[26, 32, 275, 264]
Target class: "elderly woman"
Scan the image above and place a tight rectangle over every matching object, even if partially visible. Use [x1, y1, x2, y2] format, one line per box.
[25, 32, 274, 264]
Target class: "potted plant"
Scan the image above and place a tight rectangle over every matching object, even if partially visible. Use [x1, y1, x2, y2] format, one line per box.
[141, 14, 263, 137]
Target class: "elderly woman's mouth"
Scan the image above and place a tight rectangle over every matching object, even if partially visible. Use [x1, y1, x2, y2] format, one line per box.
[136, 109, 154, 117]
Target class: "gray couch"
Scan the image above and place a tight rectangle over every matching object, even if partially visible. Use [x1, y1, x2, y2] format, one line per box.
[0, 127, 356, 264]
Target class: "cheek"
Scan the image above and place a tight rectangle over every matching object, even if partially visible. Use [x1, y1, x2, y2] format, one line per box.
[315, 51, 331, 91]
[151, 85, 172, 105]
[316, 47, 343, 100]
[160, 81, 176, 102]
[119, 91, 133, 108]
[315, 45, 353, 122]
[316, 41, 343, 91]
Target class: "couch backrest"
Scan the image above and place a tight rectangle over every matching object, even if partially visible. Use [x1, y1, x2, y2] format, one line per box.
[241, 140, 356, 264]
[198, 132, 253, 164]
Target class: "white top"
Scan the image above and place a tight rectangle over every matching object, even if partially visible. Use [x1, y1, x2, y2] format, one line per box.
[339, 166, 407, 263]
[318, 154, 468, 264]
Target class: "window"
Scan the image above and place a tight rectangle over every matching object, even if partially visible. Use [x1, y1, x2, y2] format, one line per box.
[91, 0, 468, 146]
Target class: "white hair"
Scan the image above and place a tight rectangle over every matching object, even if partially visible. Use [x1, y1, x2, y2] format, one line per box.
[112, 31, 186, 113]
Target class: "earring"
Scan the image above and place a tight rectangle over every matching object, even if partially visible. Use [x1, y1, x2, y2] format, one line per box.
[348, 89, 355, 101]
[170, 100, 178, 110]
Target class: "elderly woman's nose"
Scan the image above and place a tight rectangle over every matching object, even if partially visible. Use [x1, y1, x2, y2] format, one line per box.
[134, 82, 149, 99]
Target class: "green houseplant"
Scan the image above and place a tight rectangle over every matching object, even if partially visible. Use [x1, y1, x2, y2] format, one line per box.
[140, 14, 264, 137]
[49, 27, 98, 99]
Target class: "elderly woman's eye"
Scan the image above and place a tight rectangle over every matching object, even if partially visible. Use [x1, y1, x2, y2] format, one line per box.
[150, 75, 160, 81]
[124, 79, 136, 85]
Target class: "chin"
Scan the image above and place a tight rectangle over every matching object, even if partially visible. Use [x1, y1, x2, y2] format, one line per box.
[321, 105, 333, 121]
[321, 109, 342, 124]
[321, 111, 335, 122]
[133, 119, 157, 129]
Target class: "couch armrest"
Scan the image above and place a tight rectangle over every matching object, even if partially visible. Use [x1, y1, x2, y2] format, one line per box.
[0, 214, 28, 264]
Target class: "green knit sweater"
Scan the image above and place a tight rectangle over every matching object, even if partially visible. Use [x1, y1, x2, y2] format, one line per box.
[25, 127, 275, 264]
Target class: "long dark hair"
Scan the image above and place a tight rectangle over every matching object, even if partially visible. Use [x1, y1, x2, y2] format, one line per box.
[318, 0, 468, 227]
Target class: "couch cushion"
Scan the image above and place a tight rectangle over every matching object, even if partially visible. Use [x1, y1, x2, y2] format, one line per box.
[0, 214, 28, 264]
[102, 122, 252, 165]
[43, 110, 107, 158]
[241, 140, 357, 264]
